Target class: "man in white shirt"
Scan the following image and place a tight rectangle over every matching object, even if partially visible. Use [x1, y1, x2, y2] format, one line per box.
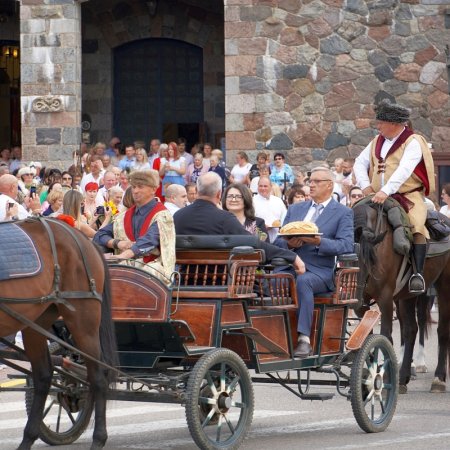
[253, 176, 287, 242]
[0, 174, 41, 221]
[164, 184, 188, 215]
[97, 170, 118, 203]
[80, 155, 105, 192]
[354, 99, 435, 293]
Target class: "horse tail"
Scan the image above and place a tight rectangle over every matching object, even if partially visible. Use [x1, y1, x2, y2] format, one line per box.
[97, 249, 119, 384]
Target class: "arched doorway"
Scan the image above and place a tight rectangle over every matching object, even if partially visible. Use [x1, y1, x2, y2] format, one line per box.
[113, 38, 204, 148]
[0, 42, 20, 147]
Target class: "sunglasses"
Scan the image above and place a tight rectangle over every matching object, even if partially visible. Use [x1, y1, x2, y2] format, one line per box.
[351, 194, 364, 199]
[62, 177, 72, 181]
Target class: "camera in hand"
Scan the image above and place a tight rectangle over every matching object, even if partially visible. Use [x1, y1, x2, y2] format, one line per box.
[30, 185, 37, 195]
[96, 206, 105, 215]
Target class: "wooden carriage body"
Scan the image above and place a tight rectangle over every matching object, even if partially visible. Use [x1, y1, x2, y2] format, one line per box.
[109, 235, 365, 374]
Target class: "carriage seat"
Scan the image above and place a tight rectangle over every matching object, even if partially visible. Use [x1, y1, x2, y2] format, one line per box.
[251, 253, 359, 308]
[174, 235, 263, 299]
[314, 253, 359, 305]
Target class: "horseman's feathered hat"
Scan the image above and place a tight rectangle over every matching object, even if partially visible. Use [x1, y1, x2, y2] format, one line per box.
[375, 99, 410, 123]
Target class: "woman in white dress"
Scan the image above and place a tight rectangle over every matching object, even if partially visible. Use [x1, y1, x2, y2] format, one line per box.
[159, 141, 186, 192]
[229, 151, 252, 186]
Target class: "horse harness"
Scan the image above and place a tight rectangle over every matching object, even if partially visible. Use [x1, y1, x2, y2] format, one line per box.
[0, 217, 103, 309]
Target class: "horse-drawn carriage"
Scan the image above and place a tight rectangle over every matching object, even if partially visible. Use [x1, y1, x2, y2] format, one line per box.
[0, 221, 399, 449]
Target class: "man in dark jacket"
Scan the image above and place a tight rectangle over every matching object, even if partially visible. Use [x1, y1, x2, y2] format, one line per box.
[173, 172, 305, 272]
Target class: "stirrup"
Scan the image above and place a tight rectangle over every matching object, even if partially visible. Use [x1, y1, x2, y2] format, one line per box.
[408, 273, 426, 294]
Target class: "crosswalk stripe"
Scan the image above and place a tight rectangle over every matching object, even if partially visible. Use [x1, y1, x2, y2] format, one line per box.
[0, 408, 300, 446]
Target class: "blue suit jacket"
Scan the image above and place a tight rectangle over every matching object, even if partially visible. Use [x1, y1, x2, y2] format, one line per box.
[274, 199, 354, 290]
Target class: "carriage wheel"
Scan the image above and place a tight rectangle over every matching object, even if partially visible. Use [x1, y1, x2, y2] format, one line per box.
[185, 348, 254, 450]
[25, 374, 93, 446]
[350, 334, 398, 433]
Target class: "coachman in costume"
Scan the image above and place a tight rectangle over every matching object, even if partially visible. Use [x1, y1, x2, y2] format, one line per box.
[94, 169, 175, 283]
[354, 99, 435, 294]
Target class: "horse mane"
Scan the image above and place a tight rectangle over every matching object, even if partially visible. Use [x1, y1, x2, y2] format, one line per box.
[353, 203, 387, 274]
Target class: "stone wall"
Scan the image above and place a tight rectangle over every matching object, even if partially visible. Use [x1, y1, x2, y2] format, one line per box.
[81, 0, 224, 146]
[224, 0, 449, 171]
[20, 0, 81, 168]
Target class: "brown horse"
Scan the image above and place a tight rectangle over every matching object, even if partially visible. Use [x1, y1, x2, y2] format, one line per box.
[353, 201, 450, 394]
[0, 218, 117, 450]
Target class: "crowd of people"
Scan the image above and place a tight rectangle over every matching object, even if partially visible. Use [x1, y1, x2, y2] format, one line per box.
[0, 99, 445, 362]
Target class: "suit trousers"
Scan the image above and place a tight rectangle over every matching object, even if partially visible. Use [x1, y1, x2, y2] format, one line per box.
[274, 267, 330, 337]
[295, 271, 329, 336]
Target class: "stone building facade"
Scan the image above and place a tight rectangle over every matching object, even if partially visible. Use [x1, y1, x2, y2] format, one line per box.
[224, 0, 449, 169]
[0, 0, 449, 172]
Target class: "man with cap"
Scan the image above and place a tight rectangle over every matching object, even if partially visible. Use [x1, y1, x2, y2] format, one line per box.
[94, 169, 175, 283]
[354, 99, 435, 294]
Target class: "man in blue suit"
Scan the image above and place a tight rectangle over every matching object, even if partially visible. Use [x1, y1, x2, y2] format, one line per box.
[275, 167, 354, 358]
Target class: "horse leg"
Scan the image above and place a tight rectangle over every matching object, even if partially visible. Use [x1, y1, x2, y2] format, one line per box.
[377, 296, 394, 343]
[397, 297, 418, 394]
[415, 293, 429, 373]
[431, 291, 450, 393]
[17, 328, 52, 450]
[64, 304, 109, 450]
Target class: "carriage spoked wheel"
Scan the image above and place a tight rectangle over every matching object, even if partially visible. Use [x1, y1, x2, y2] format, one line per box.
[350, 334, 398, 433]
[185, 348, 254, 450]
[25, 374, 93, 445]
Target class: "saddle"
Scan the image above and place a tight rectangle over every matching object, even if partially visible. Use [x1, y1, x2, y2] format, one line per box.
[356, 195, 412, 255]
[0, 222, 42, 281]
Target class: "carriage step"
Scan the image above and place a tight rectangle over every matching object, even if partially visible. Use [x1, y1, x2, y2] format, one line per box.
[7, 374, 27, 379]
[300, 393, 334, 401]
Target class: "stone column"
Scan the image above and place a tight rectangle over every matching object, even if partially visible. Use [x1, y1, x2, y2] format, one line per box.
[20, 0, 82, 168]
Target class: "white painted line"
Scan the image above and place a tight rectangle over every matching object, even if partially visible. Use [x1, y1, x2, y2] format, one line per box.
[0, 408, 299, 445]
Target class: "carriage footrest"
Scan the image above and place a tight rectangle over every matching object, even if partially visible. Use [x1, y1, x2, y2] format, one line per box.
[300, 393, 334, 401]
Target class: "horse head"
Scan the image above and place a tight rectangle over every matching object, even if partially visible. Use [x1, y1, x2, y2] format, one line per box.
[353, 201, 388, 275]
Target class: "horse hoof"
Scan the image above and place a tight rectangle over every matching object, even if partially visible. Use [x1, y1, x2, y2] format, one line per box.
[430, 377, 446, 393]
[416, 365, 428, 373]
[399, 384, 408, 394]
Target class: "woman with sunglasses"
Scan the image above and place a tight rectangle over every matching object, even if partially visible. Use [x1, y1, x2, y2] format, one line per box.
[269, 153, 294, 193]
[222, 183, 268, 241]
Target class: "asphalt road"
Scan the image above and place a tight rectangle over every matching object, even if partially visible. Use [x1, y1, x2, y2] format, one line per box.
[1, 310, 449, 450]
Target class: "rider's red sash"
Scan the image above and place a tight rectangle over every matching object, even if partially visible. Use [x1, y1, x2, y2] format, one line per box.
[123, 202, 166, 263]
[374, 127, 430, 195]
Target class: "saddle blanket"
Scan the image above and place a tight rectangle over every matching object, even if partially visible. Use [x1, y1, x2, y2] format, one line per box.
[0, 222, 42, 281]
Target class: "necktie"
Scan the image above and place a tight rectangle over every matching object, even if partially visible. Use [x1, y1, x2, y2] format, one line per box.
[311, 203, 324, 223]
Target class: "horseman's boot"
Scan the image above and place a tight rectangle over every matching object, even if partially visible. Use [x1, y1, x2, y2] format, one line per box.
[409, 243, 427, 294]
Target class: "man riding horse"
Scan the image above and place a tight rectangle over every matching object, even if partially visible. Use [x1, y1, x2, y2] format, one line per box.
[354, 99, 435, 294]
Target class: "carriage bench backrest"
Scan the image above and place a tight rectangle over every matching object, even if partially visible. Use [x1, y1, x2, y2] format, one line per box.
[174, 235, 263, 299]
